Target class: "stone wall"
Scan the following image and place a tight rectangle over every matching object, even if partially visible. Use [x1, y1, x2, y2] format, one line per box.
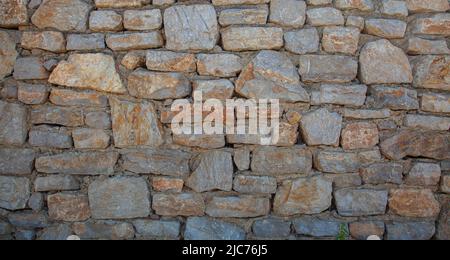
[0, 0, 449, 240]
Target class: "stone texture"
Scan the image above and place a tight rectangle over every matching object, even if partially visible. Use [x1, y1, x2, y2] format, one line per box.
[361, 163, 404, 185]
[123, 9, 162, 31]
[193, 79, 234, 100]
[121, 149, 191, 177]
[35, 152, 119, 175]
[0, 0, 28, 28]
[293, 217, 345, 237]
[146, 51, 196, 73]
[389, 189, 440, 218]
[412, 55, 450, 90]
[8, 212, 48, 228]
[412, 14, 450, 36]
[406, 0, 449, 13]
[269, 0, 306, 28]
[335, 189, 388, 216]
[0, 176, 30, 210]
[29, 126, 73, 149]
[128, 69, 191, 100]
[49, 53, 125, 94]
[187, 151, 233, 192]
[284, 28, 320, 55]
[94, 0, 149, 8]
[322, 26, 360, 55]
[133, 219, 180, 240]
[370, 86, 419, 110]
[299, 55, 358, 83]
[31, 106, 83, 127]
[219, 7, 268, 26]
[406, 163, 441, 186]
[381, 0, 408, 17]
[0, 101, 27, 145]
[300, 108, 343, 146]
[221, 27, 284, 51]
[152, 177, 184, 193]
[312, 84, 367, 107]
[197, 54, 242, 77]
[173, 132, 226, 149]
[360, 39, 413, 84]
[89, 11, 123, 32]
[227, 122, 299, 147]
[421, 93, 450, 113]
[306, 8, 345, 26]
[341, 122, 379, 150]
[85, 111, 111, 130]
[335, 0, 374, 11]
[164, 5, 219, 51]
[407, 37, 450, 55]
[314, 150, 360, 174]
[251, 146, 312, 175]
[73, 222, 135, 240]
[253, 218, 291, 238]
[233, 175, 277, 194]
[274, 176, 333, 216]
[236, 50, 309, 103]
[0, 149, 35, 175]
[349, 221, 385, 240]
[213, 0, 270, 5]
[386, 222, 435, 240]
[365, 19, 407, 39]
[38, 224, 72, 240]
[89, 177, 150, 219]
[49, 88, 108, 107]
[110, 98, 164, 148]
[405, 114, 450, 131]
[343, 109, 391, 119]
[206, 196, 270, 218]
[66, 33, 105, 51]
[34, 176, 80, 192]
[441, 176, 450, 194]
[72, 128, 110, 149]
[0, 31, 18, 79]
[380, 130, 449, 160]
[185, 217, 246, 240]
[18, 83, 48, 105]
[47, 193, 90, 221]
[152, 193, 205, 217]
[106, 32, 163, 51]
[21, 31, 66, 53]
[28, 193, 44, 212]
[13, 57, 49, 80]
[31, 0, 92, 32]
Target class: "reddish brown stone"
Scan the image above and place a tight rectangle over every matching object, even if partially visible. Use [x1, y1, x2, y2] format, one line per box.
[341, 122, 379, 150]
[47, 193, 90, 222]
[152, 177, 184, 193]
[389, 189, 441, 218]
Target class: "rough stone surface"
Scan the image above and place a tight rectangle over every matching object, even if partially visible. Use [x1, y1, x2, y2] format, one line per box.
[14, 57, 49, 80]
[293, 217, 345, 237]
[234, 175, 277, 194]
[307, 8, 345, 26]
[300, 108, 343, 146]
[0, 149, 35, 175]
[370, 86, 419, 111]
[133, 219, 180, 239]
[365, 19, 407, 39]
[49, 54, 124, 94]
[197, 54, 242, 77]
[360, 39, 413, 84]
[47, 193, 90, 222]
[221, 27, 284, 51]
[341, 122, 379, 150]
[0, 32, 18, 79]
[147, 51, 196, 73]
[152, 193, 205, 217]
[0, 101, 27, 145]
[251, 146, 312, 175]
[284, 28, 319, 55]
[389, 189, 440, 218]
[106, 32, 163, 51]
[386, 222, 435, 240]
[406, 163, 441, 186]
[253, 218, 291, 238]
[206, 196, 270, 218]
[185, 217, 246, 240]
[21, 31, 66, 53]
[335, 189, 388, 216]
[412, 55, 450, 90]
[89, 177, 150, 219]
[0, 176, 30, 210]
[299, 55, 358, 83]
[73, 222, 135, 240]
[269, 0, 306, 28]
[322, 26, 360, 55]
[31, 106, 83, 127]
[29, 126, 73, 149]
[34, 176, 80, 192]
[361, 163, 404, 185]
[349, 221, 385, 240]
[274, 176, 333, 216]
[0, 0, 28, 28]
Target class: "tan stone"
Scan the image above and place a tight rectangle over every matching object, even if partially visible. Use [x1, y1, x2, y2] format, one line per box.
[406, 0, 450, 13]
[49, 53, 125, 94]
[341, 122, 379, 150]
[152, 177, 184, 193]
[206, 196, 270, 218]
[123, 9, 162, 31]
[49, 89, 108, 107]
[212, 0, 270, 6]
[21, 31, 66, 53]
[389, 189, 440, 218]
[72, 128, 110, 149]
[153, 193, 205, 216]
[94, 0, 150, 8]
[197, 54, 242, 77]
[110, 98, 164, 148]
[0, 31, 18, 80]
[412, 14, 450, 36]
[31, 0, 92, 32]
[350, 221, 385, 240]
[421, 93, 450, 113]
[221, 27, 284, 51]
[106, 32, 164, 51]
[0, 0, 28, 28]
[322, 26, 360, 55]
[441, 176, 450, 194]
[146, 51, 196, 73]
[47, 193, 90, 222]
[121, 50, 146, 70]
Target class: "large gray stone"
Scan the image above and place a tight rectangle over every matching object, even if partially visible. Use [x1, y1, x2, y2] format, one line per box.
[88, 177, 150, 220]
[133, 220, 180, 240]
[360, 163, 404, 185]
[0, 101, 27, 145]
[185, 217, 246, 240]
[0, 31, 18, 79]
[252, 218, 292, 238]
[73, 222, 135, 240]
[29, 126, 73, 149]
[300, 108, 343, 146]
[187, 151, 233, 193]
[0, 176, 30, 210]
[299, 55, 358, 83]
[0, 149, 35, 175]
[164, 5, 219, 51]
[34, 175, 80, 192]
[386, 222, 435, 240]
[335, 189, 388, 216]
[293, 217, 346, 237]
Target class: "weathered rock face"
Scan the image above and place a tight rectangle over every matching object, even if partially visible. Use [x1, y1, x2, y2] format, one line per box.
[88, 177, 150, 219]
[389, 189, 441, 218]
[218, 7, 268, 26]
[0, 31, 18, 80]
[221, 27, 284, 51]
[185, 217, 246, 240]
[299, 55, 358, 83]
[236, 50, 309, 103]
[0, 176, 30, 210]
[94, 0, 150, 8]
[47, 193, 90, 222]
[412, 14, 450, 36]
[147, 51, 196, 73]
[0, 101, 27, 145]
[386, 222, 436, 240]
[361, 163, 404, 185]
[253, 218, 291, 238]
[110, 98, 164, 148]
[0, 0, 28, 28]
[73, 222, 135, 240]
[370, 86, 419, 111]
[350, 221, 385, 240]
[49, 54, 125, 94]
[269, 0, 306, 28]
[293, 217, 345, 237]
[152, 193, 205, 217]
[322, 26, 360, 55]
[31, 0, 92, 32]
[335, 189, 388, 216]
[128, 69, 191, 100]
[406, 163, 441, 186]
[300, 108, 343, 146]
[341, 122, 379, 150]
[406, 0, 450, 13]
[164, 5, 219, 51]
[187, 151, 234, 192]
[0, 149, 35, 175]
[380, 131, 450, 160]
[21, 31, 66, 53]
[251, 146, 312, 175]
[133, 219, 180, 239]
[197, 54, 242, 77]
[206, 196, 270, 218]
[412, 55, 450, 90]
[360, 39, 413, 84]
[274, 176, 333, 216]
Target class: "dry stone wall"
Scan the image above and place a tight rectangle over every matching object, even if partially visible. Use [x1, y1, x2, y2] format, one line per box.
[0, 0, 449, 240]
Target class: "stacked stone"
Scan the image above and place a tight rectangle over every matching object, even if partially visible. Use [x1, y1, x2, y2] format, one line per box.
[0, 0, 449, 240]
